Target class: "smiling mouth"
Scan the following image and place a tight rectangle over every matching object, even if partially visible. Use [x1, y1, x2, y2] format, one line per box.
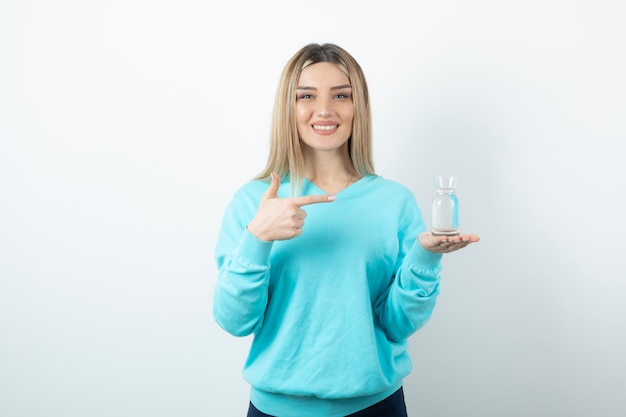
[313, 124, 338, 131]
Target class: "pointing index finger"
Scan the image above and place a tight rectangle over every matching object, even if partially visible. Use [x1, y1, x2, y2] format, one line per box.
[292, 194, 337, 207]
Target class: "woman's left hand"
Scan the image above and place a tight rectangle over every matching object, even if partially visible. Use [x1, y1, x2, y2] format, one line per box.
[418, 232, 480, 254]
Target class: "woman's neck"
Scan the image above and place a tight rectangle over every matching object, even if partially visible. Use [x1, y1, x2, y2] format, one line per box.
[303, 149, 360, 194]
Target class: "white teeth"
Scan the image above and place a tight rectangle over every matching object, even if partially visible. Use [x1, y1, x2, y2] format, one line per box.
[313, 125, 338, 131]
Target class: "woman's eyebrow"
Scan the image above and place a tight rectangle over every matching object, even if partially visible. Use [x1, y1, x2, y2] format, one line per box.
[296, 84, 352, 90]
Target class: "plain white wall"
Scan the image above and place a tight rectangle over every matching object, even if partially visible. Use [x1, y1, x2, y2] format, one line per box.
[1, 1, 624, 416]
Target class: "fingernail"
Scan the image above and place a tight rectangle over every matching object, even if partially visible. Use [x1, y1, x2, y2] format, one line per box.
[328, 195, 337, 201]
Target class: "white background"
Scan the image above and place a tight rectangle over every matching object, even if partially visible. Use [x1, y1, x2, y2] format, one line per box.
[1, 1, 625, 416]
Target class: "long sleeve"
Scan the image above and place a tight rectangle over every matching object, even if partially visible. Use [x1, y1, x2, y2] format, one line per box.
[213, 183, 273, 336]
[373, 196, 443, 342]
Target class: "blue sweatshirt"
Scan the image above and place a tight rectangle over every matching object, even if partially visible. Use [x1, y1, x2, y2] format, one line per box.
[213, 175, 442, 417]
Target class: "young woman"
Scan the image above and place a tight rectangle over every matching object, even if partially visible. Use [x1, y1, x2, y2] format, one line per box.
[213, 43, 479, 417]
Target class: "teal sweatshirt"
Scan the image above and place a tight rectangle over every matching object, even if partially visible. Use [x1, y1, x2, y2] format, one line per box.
[213, 175, 443, 417]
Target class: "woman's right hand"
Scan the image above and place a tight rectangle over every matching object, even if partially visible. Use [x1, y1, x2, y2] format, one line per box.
[246, 173, 336, 241]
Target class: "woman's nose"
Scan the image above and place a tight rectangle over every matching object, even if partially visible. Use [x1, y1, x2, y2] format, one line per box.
[317, 98, 333, 117]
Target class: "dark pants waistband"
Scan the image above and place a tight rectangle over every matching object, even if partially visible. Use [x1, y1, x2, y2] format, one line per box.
[247, 387, 408, 417]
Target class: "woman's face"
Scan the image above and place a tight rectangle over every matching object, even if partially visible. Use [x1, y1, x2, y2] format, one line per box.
[295, 62, 354, 153]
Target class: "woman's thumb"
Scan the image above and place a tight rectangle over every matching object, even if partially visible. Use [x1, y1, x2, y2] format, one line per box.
[263, 172, 279, 199]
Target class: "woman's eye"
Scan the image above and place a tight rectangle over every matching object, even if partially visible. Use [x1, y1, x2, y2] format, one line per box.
[298, 94, 314, 99]
[335, 93, 351, 99]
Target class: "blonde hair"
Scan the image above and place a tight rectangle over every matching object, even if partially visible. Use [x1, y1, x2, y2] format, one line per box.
[255, 43, 376, 195]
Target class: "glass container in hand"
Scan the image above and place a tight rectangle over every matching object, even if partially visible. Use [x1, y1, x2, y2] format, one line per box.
[431, 176, 460, 236]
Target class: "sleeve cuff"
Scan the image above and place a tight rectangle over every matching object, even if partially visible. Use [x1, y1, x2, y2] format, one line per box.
[409, 241, 443, 271]
[234, 227, 274, 267]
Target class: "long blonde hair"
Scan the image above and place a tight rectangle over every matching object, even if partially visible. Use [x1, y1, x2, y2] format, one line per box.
[255, 43, 376, 195]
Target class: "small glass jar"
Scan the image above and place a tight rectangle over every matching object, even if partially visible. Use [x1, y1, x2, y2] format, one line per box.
[431, 176, 460, 236]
